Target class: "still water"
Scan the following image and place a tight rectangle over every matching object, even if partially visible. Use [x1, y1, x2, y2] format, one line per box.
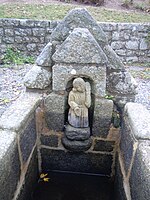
[32, 171, 114, 200]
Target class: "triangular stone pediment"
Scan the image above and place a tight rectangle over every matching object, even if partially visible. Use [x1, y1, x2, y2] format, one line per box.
[50, 8, 108, 46]
[50, 8, 124, 70]
[52, 28, 107, 64]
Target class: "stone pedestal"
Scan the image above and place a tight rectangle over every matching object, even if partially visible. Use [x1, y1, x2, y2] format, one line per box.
[62, 125, 92, 151]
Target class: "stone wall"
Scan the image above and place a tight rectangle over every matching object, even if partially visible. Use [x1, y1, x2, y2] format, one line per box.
[0, 92, 41, 200]
[115, 102, 150, 200]
[0, 18, 149, 63]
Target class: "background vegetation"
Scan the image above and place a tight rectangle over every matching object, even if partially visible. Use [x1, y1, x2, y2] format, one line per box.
[0, 2, 150, 23]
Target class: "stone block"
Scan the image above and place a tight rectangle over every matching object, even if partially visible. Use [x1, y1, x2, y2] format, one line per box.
[126, 56, 138, 62]
[125, 41, 139, 50]
[130, 141, 150, 200]
[65, 125, 90, 141]
[50, 8, 108, 46]
[111, 41, 125, 50]
[24, 65, 51, 89]
[114, 155, 127, 200]
[26, 43, 37, 52]
[52, 64, 106, 97]
[41, 134, 59, 147]
[34, 20, 49, 28]
[41, 148, 113, 175]
[62, 137, 92, 152]
[0, 92, 41, 132]
[107, 71, 137, 95]
[52, 28, 107, 65]
[32, 28, 45, 36]
[0, 130, 20, 200]
[44, 93, 65, 131]
[92, 98, 113, 137]
[2, 36, 14, 44]
[103, 45, 124, 70]
[4, 28, 14, 36]
[2, 18, 20, 26]
[100, 22, 117, 31]
[93, 139, 115, 152]
[14, 28, 32, 36]
[36, 42, 53, 67]
[120, 117, 138, 175]
[16, 147, 39, 200]
[115, 49, 126, 56]
[139, 38, 149, 50]
[124, 103, 150, 140]
[19, 115, 37, 164]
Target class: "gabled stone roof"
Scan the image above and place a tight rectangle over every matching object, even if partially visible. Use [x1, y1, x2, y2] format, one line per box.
[50, 8, 124, 70]
[50, 8, 108, 46]
[52, 28, 107, 64]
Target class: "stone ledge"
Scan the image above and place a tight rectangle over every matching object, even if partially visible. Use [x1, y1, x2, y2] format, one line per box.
[0, 130, 20, 200]
[124, 102, 150, 140]
[0, 92, 41, 132]
[130, 141, 150, 200]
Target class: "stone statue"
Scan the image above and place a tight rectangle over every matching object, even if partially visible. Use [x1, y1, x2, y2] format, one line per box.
[68, 77, 91, 128]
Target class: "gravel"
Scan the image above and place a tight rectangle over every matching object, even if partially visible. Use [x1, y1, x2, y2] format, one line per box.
[135, 78, 150, 110]
[0, 64, 149, 117]
[0, 64, 32, 116]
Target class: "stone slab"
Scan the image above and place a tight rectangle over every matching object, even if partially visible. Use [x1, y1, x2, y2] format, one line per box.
[40, 134, 59, 147]
[36, 42, 53, 67]
[65, 125, 90, 141]
[50, 8, 108, 46]
[0, 130, 20, 200]
[62, 137, 92, 152]
[107, 70, 137, 95]
[93, 139, 115, 152]
[44, 92, 65, 131]
[52, 28, 107, 64]
[92, 98, 113, 137]
[41, 148, 113, 175]
[52, 64, 106, 97]
[120, 117, 138, 175]
[103, 45, 124, 70]
[0, 92, 41, 132]
[24, 65, 51, 89]
[16, 147, 39, 200]
[20, 115, 37, 164]
[130, 141, 150, 200]
[114, 155, 127, 200]
[124, 102, 150, 140]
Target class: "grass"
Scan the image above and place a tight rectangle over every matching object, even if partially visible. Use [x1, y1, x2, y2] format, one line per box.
[2, 46, 35, 65]
[0, 4, 150, 22]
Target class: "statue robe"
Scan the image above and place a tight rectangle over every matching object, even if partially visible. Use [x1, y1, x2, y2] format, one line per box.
[68, 90, 91, 128]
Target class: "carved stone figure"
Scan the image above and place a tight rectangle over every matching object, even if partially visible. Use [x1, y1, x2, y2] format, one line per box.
[68, 78, 91, 128]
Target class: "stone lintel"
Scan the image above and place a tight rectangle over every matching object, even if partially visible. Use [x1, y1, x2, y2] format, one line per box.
[52, 64, 106, 97]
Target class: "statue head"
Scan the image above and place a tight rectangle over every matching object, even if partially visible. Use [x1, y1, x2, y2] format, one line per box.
[72, 78, 85, 92]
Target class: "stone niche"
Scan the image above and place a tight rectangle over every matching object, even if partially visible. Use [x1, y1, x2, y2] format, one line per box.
[24, 8, 137, 175]
[24, 7, 136, 144]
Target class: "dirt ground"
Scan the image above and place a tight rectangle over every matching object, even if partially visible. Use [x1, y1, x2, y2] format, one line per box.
[1, 0, 150, 13]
